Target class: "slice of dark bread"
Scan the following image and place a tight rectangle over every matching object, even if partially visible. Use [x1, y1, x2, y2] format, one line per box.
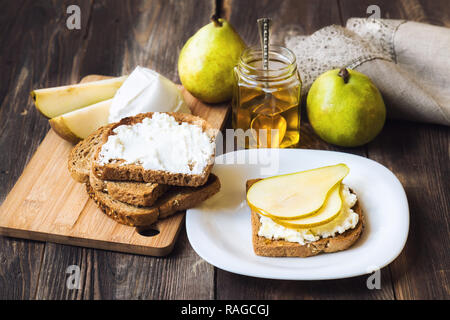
[91, 112, 217, 187]
[89, 170, 168, 207]
[247, 179, 364, 258]
[68, 124, 114, 183]
[87, 173, 221, 227]
[68, 124, 168, 206]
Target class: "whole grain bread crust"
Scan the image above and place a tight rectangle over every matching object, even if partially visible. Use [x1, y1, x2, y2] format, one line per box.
[89, 169, 169, 207]
[87, 173, 221, 227]
[247, 179, 364, 258]
[91, 112, 217, 187]
[68, 124, 114, 183]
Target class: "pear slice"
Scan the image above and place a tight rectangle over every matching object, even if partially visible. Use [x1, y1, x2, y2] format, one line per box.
[271, 183, 343, 228]
[31, 76, 126, 118]
[49, 99, 112, 143]
[246, 164, 349, 220]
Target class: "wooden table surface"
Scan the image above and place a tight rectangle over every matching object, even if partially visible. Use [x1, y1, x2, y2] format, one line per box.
[0, 0, 448, 300]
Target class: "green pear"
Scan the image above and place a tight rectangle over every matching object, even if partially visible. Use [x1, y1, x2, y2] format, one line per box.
[178, 18, 246, 103]
[306, 68, 386, 147]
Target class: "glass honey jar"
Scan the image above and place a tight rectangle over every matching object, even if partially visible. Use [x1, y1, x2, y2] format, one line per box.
[232, 46, 301, 148]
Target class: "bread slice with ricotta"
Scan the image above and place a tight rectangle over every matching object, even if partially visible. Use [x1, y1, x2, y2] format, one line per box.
[92, 112, 217, 187]
[247, 179, 364, 257]
[68, 124, 169, 207]
[68, 124, 114, 183]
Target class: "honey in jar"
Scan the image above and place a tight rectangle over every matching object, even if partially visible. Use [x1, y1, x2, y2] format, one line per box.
[232, 46, 301, 148]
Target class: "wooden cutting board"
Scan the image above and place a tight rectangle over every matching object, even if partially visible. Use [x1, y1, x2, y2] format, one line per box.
[0, 75, 229, 256]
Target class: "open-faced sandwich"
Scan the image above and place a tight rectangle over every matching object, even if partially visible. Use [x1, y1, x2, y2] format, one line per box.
[246, 164, 364, 257]
[68, 112, 220, 227]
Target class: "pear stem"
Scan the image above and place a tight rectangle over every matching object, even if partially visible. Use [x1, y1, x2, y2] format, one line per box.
[211, 0, 223, 26]
[211, 14, 223, 27]
[338, 68, 350, 84]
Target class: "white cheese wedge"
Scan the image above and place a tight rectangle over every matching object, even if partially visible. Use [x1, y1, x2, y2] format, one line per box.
[108, 66, 190, 123]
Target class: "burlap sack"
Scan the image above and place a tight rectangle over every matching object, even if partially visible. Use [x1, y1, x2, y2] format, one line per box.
[285, 18, 450, 126]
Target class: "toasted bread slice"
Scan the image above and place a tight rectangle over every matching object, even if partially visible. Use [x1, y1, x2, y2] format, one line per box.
[91, 112, 217, 187]
[89, 170, 168, 207]
[68, 124, 114, 183]
[87, 173, 221, 227]
[247, 179, 364, 257]
[68, 124, 168, 206]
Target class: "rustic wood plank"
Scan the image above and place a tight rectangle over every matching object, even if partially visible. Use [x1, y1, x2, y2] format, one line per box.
[0, 0, 93, 299]
[217, 270, 394, 300]
[0, 0, 92, 202]
[35, 225, 213, 299]
[339, 0, 450, 299]
[0, 238, 44, 299]
[32, 0, 217, 299]
[77, 0, 217, 81]
[339, 0, 450, 26]
[216, 0, 395, 300]
[224, 0, 342, 45]
[367, 122, 449, 299]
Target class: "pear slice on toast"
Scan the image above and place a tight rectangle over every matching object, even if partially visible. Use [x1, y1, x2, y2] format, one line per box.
[246, 164, 349, 220]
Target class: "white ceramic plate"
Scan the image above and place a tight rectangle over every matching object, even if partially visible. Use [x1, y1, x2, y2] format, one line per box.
[186, 149, 409, 280]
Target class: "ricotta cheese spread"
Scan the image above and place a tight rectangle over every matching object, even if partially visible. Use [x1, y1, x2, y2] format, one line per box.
[98, 112, 215, 175]
[108, 66, 190, 123]
[258, 185, 359, 245]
